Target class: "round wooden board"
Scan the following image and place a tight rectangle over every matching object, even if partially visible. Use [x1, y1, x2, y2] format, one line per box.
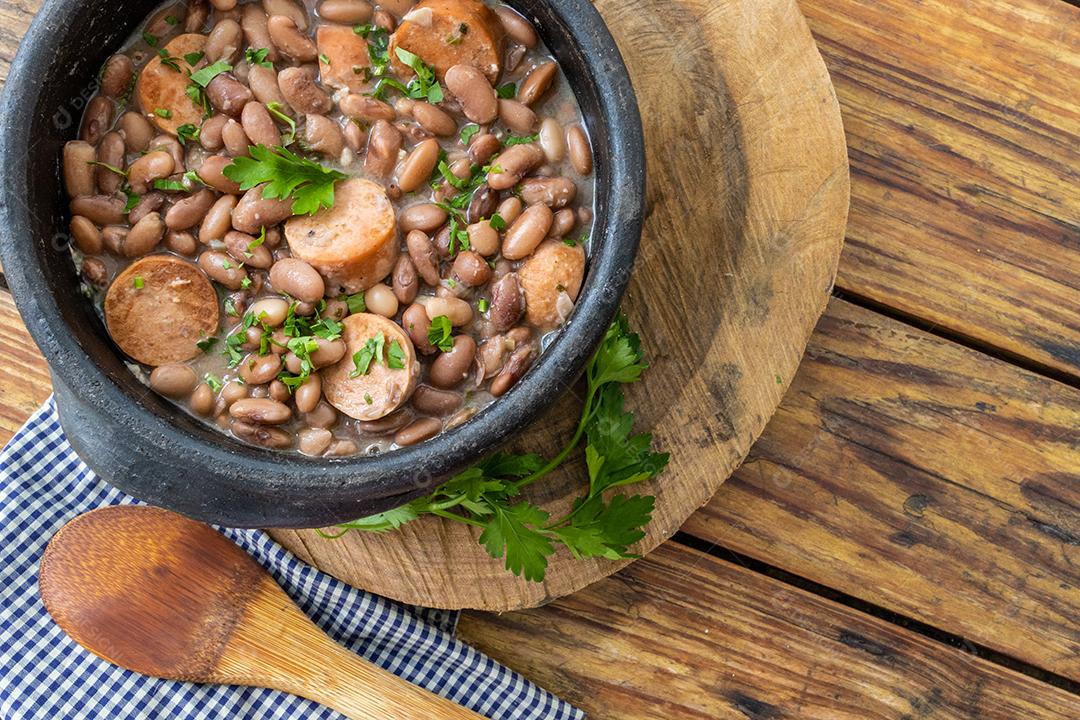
[270, 0, 850, 611]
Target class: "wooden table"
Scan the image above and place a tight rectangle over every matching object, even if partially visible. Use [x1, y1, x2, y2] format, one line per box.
[2, 0, 1077, 717]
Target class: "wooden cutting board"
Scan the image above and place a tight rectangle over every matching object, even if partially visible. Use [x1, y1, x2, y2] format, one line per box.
[271, 0, 849, 611]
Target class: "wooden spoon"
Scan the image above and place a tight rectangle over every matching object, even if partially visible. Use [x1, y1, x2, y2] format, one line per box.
[39, 506, 485, 720]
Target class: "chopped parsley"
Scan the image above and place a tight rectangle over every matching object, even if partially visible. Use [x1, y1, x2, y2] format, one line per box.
[371, 47, 443, 103]
[132, 276, 145, 289]
[153, 107, 172, 119]
[189, 60, 233, 88]
[319, 53, 331, 65]
[427, 314, 454, 353]
[196, 336, 218, 352]
[142, 31, 158, 47]
[353, 23, 390, 78]
[184, 51, 205, 66]
[489, 213, 507, 231]
[460, 124, 480, 145]
[245, 47, 272, 68]
[265, 102, 297, 146]
[478, 298, 489, 313]
[176, 123, 200, 145]
[504, 133, 539, 146]
[204, 374, 224, 393]
[350, 332, 387, 377]
[496, 82, 517, 99]
[224, 145, 347, 216]
[387, 339, 406, 369]
[158, 51, 182, 73]
[345, 293, 366, 314]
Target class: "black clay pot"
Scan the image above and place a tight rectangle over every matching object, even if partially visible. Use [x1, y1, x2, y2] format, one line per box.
[0, 0, 643, 528]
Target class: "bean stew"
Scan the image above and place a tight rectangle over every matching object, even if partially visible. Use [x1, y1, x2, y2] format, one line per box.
[63, 0, 594, 457]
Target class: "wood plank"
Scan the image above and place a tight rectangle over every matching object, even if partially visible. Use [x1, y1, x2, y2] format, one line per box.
[0, 291, 51, 440]
[458, 542, 1080, 720]
[685, 298, 1080, 680]
[801, 0, 1080, 377]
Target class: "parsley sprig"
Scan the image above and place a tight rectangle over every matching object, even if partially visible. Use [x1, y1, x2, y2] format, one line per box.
[327, 315, 669, 582]
[224, 145, 347, 215]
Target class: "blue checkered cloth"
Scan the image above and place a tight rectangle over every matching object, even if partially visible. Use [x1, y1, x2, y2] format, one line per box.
[0, 400, 583, 720]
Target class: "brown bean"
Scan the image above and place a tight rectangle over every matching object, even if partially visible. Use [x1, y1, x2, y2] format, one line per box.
[538, 117, 565, 163]
[405, 229, 440, 286]
[399, 203, 447, 234]
[423, 296, 473, 326]
[248, 65, 287, 108]
[340, 93, 396, 122]
[221, 380, 249, 406]
[432, 224, 452, 258]
[402, 303, 436, 354]
[394, 417, 441, 446]
[123, 212, 165, 256]
[392, 255, 418, 304]
[298, 426, 332, 455]
[487, 143, 543, 190]
[70, 196, 125, 226]
[150, 364, 198, 398]
[363, 283, 398, 318]
[267, 15, 317, 62]
[445, 64, 497, 123]
[310, 337, 347, 366]
[197, 154, 243, 194]
[190, 383, 215, 415]
[412, 385, 462, 415]
[462, 221, 498, 257]
[396, 138, 439, 193]
[199, 193, 239, 242]
[520, 62, 557, 106]
[225, 230, 273, 268]
[128, 193, 165, 226]
[206, 19, 244, 62]
[278, 66, 332, 115]
[430, 335, 476, 389]
[411, 101, 456, 137]
[488, 273, 523, 331]
[199, 114, 228, 151]
[223, 119, 252, 157]
[343, 120, 364, 151]
[233, 420, 294, 448]
[241, 101, 281, 147]
[478, 336, 507, 377]
[63, 141, 96, 198]
[491, 343, 536, 396]
[451, 251, 491, 287]
[519, 177, 577, 209]
[501, 204, 553, 260]
[361, 119, 403, 178]
[468, 133, 501, 165]
[210, 0, 237, 10]
[550, 208, 576, 238]
[120, 112, 155, 153]
[186, 0, 210, 32]
[128, 150, 175, 194]
[166, 189, 216, 230]
[239, 353, 283, 385]
[237, 7, 273, 65]
[232, 184, 294, 233]
[263, 0, 308, 29]
[319, 0, 373, 23]
[567, 125, 593, 176]
[496, 5, 537, 48]
[269, 379, 291, 402]
[294, 373, 323, 413]
[199, 250, 249, 289]
[165, 230, 198, 256]
[270, 257, 325, 302]
[206, 73, 253, 117]
[150, 134, 186, 172]
[100, 54, 135, 98]
[304, 114, 344, 158]
[82, 257, 109, 286]
[498, 99, 537, 134]
[95, 132, 125, 195]
[70, 216, 103, 254]
[231, 397, 292, 424]
[80, 96, 112, 145]
[248, 297, 291, 326]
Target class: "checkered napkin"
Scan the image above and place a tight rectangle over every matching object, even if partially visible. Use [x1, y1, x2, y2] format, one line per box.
[0, 399, 583, 720]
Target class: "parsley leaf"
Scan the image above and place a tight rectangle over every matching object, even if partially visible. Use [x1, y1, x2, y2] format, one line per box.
[504, 132, 539, 146]
[479, 503, 554, 582]
[426, 314, 454, 352]
[245, 47, 273, 68]
[189, 60, 232, 87]
[223, 145, 347, 216]
[176, 123, 200, 145]
[496, 82, 516, 99]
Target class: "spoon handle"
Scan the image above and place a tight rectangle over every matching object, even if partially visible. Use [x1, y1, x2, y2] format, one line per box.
[304, 638, 487, 720]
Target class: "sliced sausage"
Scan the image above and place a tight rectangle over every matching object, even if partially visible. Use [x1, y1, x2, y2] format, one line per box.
[104, 256, 221, 366]
[316, 24, 370, 92]
[387, 0, 505, 82]
[321, 313, 419, 420]
[518, 240, 586, 330]
[284, 178, 398, 294]
[136, 34, 208, 135]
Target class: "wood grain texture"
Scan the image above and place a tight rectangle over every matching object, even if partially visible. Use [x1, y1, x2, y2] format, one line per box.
[458, 542, 1080, 720]
[0, 291, 52, 439]
[686, 298, 1080, 679]
[802, 0, 1080, 377]
[271, 0, 849, 610]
